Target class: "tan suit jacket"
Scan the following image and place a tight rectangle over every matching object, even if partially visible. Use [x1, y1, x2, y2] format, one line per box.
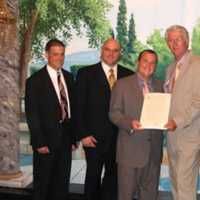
[165, 51, 200, 140]
[165, 51, 200, 200]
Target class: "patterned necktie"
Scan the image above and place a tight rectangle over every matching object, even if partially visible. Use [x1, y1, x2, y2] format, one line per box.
[108, 68, 116, 89]
[57, 71, 68, 121]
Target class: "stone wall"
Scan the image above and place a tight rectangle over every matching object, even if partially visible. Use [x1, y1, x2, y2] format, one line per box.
[0, 0, 20, 176]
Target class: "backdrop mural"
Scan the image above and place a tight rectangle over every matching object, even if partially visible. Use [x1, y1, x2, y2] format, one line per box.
[18, 0, 200, 192]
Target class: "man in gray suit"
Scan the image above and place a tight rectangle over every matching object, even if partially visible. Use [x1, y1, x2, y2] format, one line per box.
[164, 25, 200, 200]
[109, 49, 163, 200]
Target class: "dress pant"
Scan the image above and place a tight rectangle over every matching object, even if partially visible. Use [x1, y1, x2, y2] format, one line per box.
[84, 144, 117, 200]
[32, 124, 72, 200]
[118, 160, 161, 200]
[167, 133, 200, 200]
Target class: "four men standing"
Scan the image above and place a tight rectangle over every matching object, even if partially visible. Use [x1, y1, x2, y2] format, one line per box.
[25, 24, 200, 200]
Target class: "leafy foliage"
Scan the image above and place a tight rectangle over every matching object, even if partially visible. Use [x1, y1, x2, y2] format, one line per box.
[147, 29, 173, 80]
[127, 13, 136, 53]
[116, 0, 128, 50]
[192, 18, 200, 56]
[19, 0, 112, 58]
[70, 64, 88, 77]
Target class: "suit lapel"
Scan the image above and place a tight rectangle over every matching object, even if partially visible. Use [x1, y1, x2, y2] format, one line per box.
[130, 74, 143, 103]
[43, 66, 61, 107]
[129, 75, 144, 119]
[96, 63, 110, 91]
[117, 66, 124, 79]
[173, 52, 192, 91]
[175, 52, 191, 84]
[117, 65, 129, 79]
[62, 69, 72, 103]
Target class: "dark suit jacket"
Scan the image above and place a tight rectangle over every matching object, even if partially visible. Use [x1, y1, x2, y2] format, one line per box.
[75, 62, 133, 151]
[25, 66, 75, 151]
[109, 74, 163, 167]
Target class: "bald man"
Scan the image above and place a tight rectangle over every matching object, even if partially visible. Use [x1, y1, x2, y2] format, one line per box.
[75, 38, 133, 200]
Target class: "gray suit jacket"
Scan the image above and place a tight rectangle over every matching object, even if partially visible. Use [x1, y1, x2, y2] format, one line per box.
[109, 74, 163, 168]
[165, 51, 200, 144]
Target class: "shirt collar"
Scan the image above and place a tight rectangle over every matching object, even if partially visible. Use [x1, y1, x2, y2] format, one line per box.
[136, 73, 153, 90]
[101, 61, 117, 75]
[137, 73, 152, 84]
[176, 50, 189, 66]
[47, 65, 62, 77]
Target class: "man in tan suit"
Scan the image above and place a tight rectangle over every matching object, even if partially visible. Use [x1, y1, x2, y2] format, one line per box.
[165, 25, 200, 200]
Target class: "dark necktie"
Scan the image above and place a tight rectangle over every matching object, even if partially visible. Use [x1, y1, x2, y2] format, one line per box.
[57, 71, 68, 121]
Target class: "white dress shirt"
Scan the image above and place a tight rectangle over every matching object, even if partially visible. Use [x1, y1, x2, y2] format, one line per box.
[101, 62, 118, 81]
[47, 65, 71, 118]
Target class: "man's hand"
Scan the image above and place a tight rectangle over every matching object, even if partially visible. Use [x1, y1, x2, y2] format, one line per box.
[37, 146, 50, 154]
[132, 120, 143, 131]
[72, 143, 79, 151]
[164, 119, 177, 131]
[81, 136, 97, 147]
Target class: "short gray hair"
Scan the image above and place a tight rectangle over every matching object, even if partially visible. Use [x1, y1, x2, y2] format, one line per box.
[165, 25, 189, 44]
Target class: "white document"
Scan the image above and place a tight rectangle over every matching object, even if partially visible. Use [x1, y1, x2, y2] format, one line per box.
[140, 93, 171, 130]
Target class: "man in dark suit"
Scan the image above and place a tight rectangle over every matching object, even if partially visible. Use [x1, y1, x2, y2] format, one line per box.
[75, 38, 133, 200]
[109, 50, 163, 200]
[25, 39, 75, 200]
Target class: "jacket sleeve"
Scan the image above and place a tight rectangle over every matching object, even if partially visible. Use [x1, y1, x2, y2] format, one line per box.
[75, 69, 91, 140]
[67, 73, 77, 144]
[25, 78, 46, 149]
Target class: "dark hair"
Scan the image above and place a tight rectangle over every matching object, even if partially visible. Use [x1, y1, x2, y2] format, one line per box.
[45, 39, 65, 52]
[138, 49, 158, 63]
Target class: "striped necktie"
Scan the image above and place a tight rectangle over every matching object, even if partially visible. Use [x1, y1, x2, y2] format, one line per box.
[57, 71, 68, 121]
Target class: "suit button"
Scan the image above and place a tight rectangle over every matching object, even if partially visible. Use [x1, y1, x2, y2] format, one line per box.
[147, 138, 151, 142]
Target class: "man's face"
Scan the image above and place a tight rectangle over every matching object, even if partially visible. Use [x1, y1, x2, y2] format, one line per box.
[46, 45, 65, 70]
[137, 52, 157, 80]
[101, 40, 121, 66]
[167, 30, 188, 60]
